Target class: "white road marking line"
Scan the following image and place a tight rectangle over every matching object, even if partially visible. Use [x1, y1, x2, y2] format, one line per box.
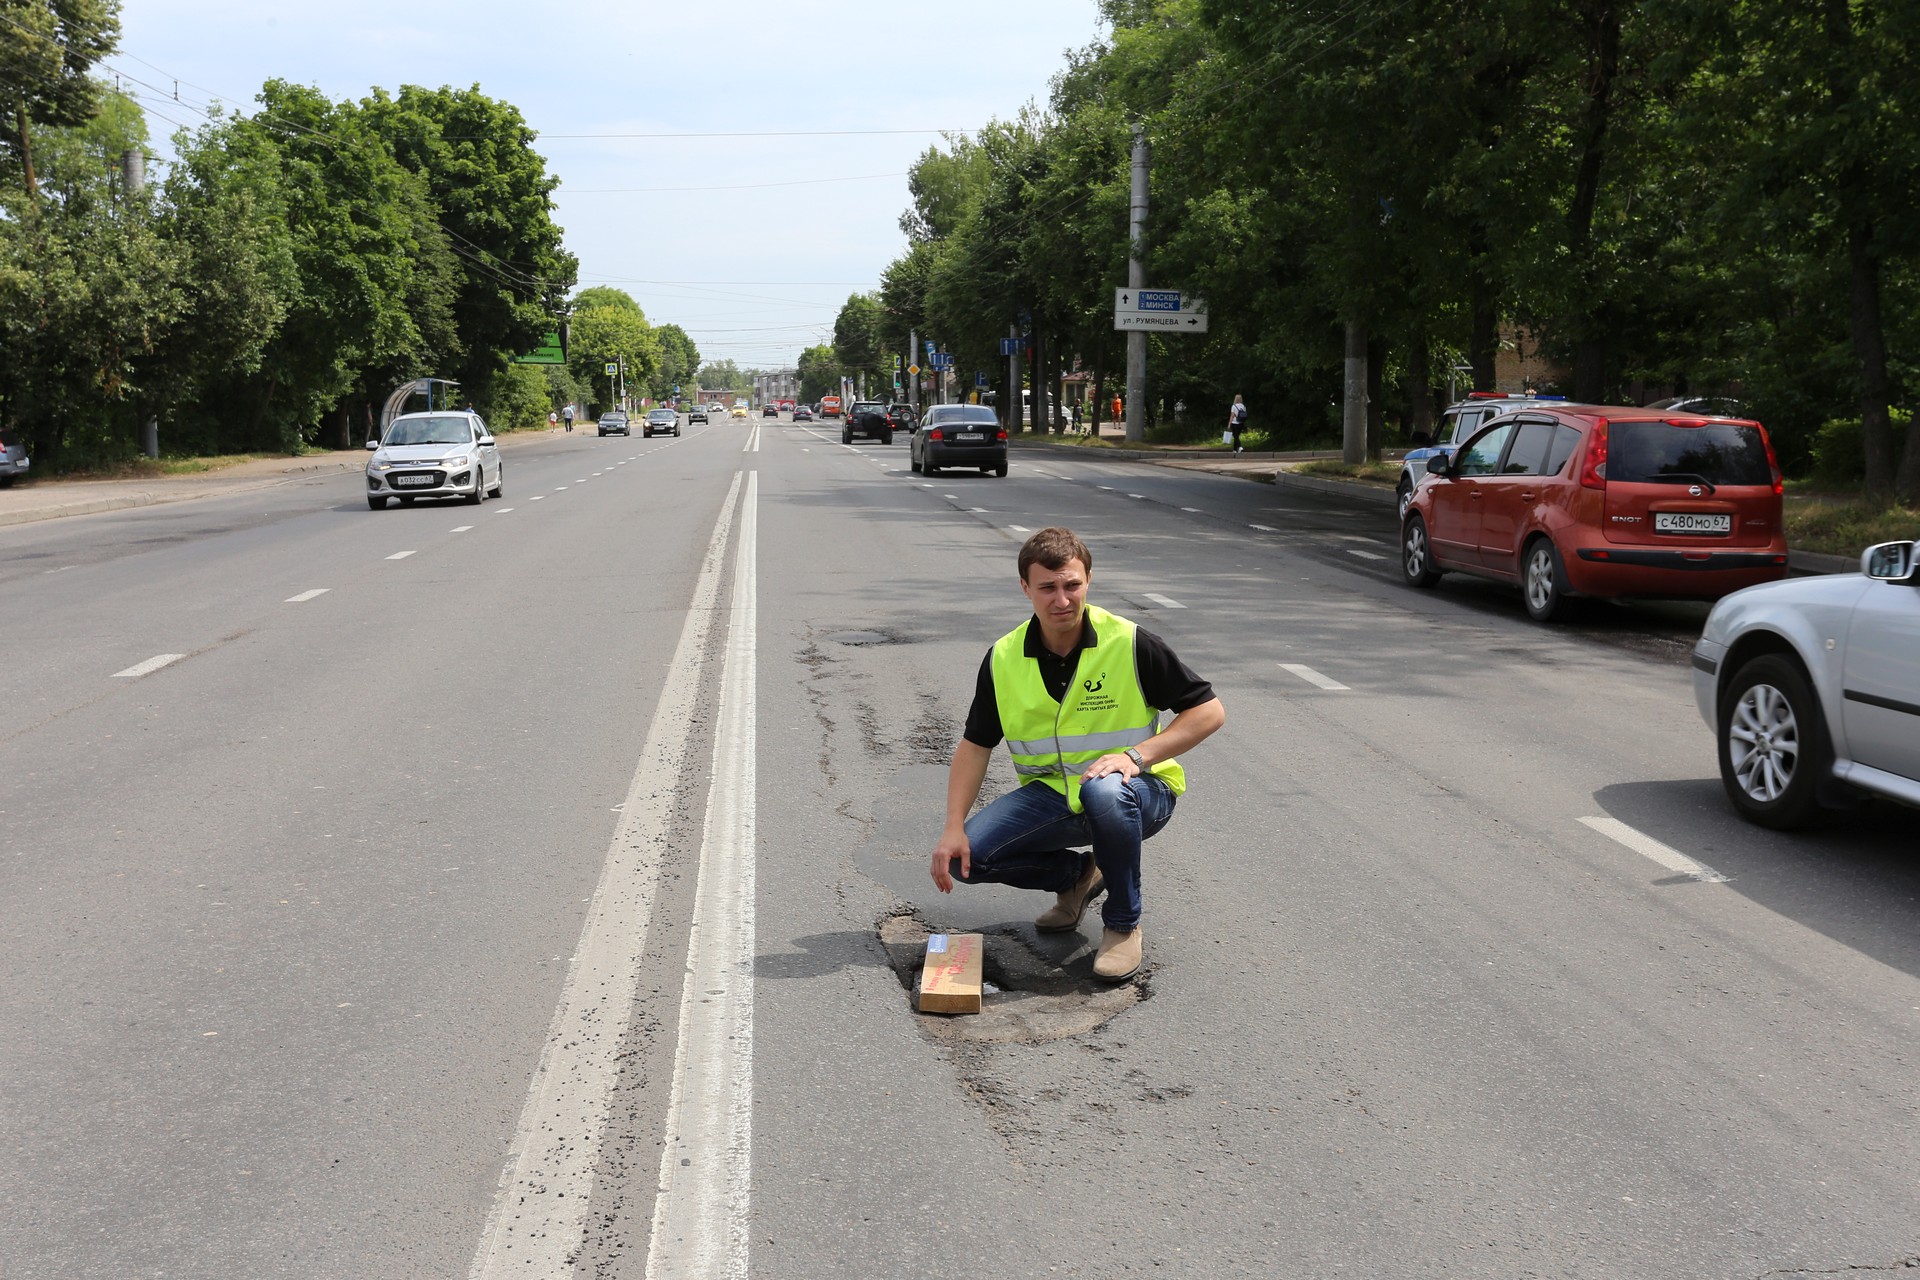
[1250, 523, 1277, 532]
[1579, 817, 1730, 883]
[285, 589, 330, 603]
[1277, 663, 1349, 691]
[468, 472, 747, 1278]
[944, 494, 959, 500]
[493, 507, 514, 514]
[971, 507, 988, 512]
[1098, 485, 1115, 490]
[1346, 549, 1387, 561]
[1335, 534, 1384, 543]
[386, 550, 416, 560]
[112, 653, 185, 679]
[529, 495, 544, 500]
[1010, 524, 1030, 532]
[1181, 507, 1201, 513]
[43, 565, 75, 574]
[1143, 593, 1185, 609]
[1128, 493, 1146, 499]
[555, 486, 569, 490]
[646, 471, 757, 1277]
[919, 483, 933, 488]
[451, 526, 474, 533]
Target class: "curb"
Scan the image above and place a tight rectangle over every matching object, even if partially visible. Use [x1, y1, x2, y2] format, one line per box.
[0, 460, 363, 530]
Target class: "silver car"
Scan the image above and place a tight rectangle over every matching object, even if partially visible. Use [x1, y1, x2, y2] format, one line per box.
[366, 411, 502, 510]
[0, 428, 28, 486]
[643, 408, 681, 438]
[1693, 539, 1920, 827]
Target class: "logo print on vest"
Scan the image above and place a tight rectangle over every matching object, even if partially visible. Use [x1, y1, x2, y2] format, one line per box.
[1082, 673, 1105, 694]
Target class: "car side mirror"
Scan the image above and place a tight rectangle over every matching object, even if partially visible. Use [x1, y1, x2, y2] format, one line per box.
[365, 438, 380, 451]
[1425, 455, 1449, 477]
[1861, 540, 1917, 581]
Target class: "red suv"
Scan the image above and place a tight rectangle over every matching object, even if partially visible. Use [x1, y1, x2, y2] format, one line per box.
[1400, 406, 1789, 621]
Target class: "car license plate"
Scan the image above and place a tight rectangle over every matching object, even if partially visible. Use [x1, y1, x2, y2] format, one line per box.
[956, 431, 985, 441]
[395, 474, 435, 487]
[1653, 512, 1731, 534]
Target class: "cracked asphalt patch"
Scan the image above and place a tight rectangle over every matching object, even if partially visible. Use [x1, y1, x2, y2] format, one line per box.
[875, 908, 1144, 1046]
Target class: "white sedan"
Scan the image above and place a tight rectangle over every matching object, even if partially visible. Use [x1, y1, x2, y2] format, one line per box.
[366, 411, 502, 509]
[1693, 539, 1920, 827]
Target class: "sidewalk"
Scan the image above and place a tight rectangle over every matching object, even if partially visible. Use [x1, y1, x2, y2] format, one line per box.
[0, 427, 573, 530]
[1008, 434, 1857, 576]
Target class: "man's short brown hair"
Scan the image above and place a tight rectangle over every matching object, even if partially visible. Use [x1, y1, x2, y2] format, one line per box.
[1019, 527, 1092, 581]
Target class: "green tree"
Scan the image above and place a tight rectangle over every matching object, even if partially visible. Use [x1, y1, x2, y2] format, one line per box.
[0, 0, 122, 197]
[566, 286, 659, 411]
[796, 344, 841, 402]
[652, 323, 699, 398]
[697, 358, 747, 390]
[833, 292, 886, 394]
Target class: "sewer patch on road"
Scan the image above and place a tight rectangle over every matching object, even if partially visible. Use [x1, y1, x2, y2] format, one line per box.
[876, 907, 1145, 1045]
[823, 627, 913, 646]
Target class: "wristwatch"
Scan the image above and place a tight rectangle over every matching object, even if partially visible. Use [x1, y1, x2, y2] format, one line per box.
[1124, 747, 1146, 770]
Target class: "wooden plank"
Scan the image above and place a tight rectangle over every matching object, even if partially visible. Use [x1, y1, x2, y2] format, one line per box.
[917, 933, 984, 1015]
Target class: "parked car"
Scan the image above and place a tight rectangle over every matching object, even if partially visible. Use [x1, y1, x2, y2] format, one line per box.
[597, 410, 631, 437]
[1400, 405, 1788, 621]
[887, 403, 917, 432]
[843, 401, 893, 444]
[366, 410, 502, 509]
[1693, 538, 1920, 828]
[1647, 395, 1745, 417]
[911, 404, 1007, 477]
[0, 428, 29, 486]
[644, 408, 681, 438]
[1398, 393, 1570, 518]
[689, 405, 709, 424]
[792, 406, 814, 422]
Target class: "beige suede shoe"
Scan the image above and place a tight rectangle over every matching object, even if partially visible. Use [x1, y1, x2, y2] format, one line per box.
[1093, 926, 1144, 981]
[1034, 855, 1105, 933]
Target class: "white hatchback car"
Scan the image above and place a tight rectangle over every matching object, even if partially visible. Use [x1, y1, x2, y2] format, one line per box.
[366, 411, 502, 509]
[1693, 539, 1920, 827]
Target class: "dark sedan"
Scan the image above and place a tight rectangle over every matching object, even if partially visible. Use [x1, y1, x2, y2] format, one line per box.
[910, 404, 1007, 477]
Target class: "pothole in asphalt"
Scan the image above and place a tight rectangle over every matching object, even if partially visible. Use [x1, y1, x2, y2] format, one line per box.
[876, 908, 1144, 1045]
[823, 628, 911, 647]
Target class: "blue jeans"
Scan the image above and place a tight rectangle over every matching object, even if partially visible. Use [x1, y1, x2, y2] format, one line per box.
[953, 774, 1177, 930]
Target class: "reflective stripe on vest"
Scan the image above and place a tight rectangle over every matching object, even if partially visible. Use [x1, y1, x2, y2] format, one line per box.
[990, 604, 1186, 814]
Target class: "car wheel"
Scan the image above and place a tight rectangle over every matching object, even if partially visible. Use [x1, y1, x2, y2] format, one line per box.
[1521, 537, 1565, 622]
[1719, 654, 1832, 829]
[489, 466, 503, 498]
[924, 461, 939, 478]
[467, 474, 484, 505]
[841, 430, 852, 445]
[1401, 515, 1442, 588]
[368, 495, 387, 510]
[910, 454, 922, 473]
[882, 432, 893, 445]
[1395, 477, 1413, 520]
[675, 428, 681, 436]
[995, 463, 1009, 477]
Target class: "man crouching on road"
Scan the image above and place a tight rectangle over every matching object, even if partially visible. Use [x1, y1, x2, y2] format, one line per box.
[930, 527, 1226, 981]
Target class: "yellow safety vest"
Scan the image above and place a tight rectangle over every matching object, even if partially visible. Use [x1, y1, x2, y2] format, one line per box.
[990, 604, 1187, 813]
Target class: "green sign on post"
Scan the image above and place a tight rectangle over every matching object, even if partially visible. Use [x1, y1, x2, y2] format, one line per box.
[512, 331, 567, 365]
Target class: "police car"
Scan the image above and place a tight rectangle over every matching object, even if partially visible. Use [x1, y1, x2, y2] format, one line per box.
[1398, 393, 1569, 518]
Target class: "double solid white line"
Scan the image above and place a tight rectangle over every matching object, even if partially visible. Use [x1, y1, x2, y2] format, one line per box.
[468, 472, 758, 1279]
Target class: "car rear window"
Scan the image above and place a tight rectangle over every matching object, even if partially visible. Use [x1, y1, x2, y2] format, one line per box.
[930, 407, 998, 425]
[1606, 420, 1771, 486]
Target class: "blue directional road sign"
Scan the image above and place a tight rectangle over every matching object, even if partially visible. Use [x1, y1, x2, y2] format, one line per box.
[999, 337, 1021, 356]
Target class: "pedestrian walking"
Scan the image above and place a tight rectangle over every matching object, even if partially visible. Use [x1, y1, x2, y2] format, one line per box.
[562, 404, 575, 434]
[1227, 394, 1248, 454]
[549, 410, 558, 429]
[929, 527, 1226, 981]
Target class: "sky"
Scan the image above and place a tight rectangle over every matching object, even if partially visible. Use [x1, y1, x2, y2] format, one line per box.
[111, 0, 1108, 372]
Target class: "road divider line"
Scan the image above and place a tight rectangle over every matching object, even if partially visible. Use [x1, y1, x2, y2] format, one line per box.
[1181, 507, 1201, 513]
[284, 589, 330, 603]
[386, 551, 416, 561]
[493, 507, 515, 515]
[1128, 493, 1145, 499]
[1578, 817, 1730, 883]
[1346, 549, 1387, 561]
[647, 470, 757, 1278]
[529, 495, 544, 501]
[1143, 593, 1186, 609]
[1250, 523, 1277, 532]
[1010, 524, 1030, 533]
[467, 472, 747, 1280]
[1278, 663, 1349, 691]
[112, 653, 185, 679]
[451, 526, 473, 533]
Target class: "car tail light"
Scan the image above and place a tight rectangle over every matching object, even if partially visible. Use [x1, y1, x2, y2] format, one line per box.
[928, 428, 944, 442]
[1579, 422, 1609, 490]
[996, 428, 1008, 441]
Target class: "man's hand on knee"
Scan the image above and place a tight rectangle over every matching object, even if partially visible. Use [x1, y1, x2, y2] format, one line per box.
[1080, 753, 1140, 782]
[930, 829, 971, 893]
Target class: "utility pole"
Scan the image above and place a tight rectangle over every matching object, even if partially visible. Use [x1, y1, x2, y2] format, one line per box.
[1125, 125, 1149, 444]
[1007, 324, 1020, 428]
[1343, 321, 1368, 464]
[908, 329, 919, 412]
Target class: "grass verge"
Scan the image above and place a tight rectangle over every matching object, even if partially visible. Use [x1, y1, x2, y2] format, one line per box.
[1290, 459, 1401, 485]
[1783, 495, 1920, 557]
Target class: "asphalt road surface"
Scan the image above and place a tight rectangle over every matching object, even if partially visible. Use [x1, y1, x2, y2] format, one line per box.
[3, 420, 1916, 1279]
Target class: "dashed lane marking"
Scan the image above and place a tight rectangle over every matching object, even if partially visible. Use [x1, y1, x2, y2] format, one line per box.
[1128, 493, 1146, 499]
[450, 526, 474, 533]
[1277, 663, 1349, 691]
[1181, 507, 1201, 512]
[386, 551, 417, 561]
[112, 654, 186, 679]
[1143, 593, 1185, 609]
[1335, 534, 1384, 543]
[1010, 524, 1030, 533]
[493, 507, 514, 515]
[285, 589, 330, 603]
[1579, 817, 1730, 883]
[1346, 549, 1388, 561]
[1250, 523, 1277, 532]
[530, 495, 544, 501]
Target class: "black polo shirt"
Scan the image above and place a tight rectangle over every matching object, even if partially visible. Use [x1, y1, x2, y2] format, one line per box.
[961, 611, 1215, 749]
